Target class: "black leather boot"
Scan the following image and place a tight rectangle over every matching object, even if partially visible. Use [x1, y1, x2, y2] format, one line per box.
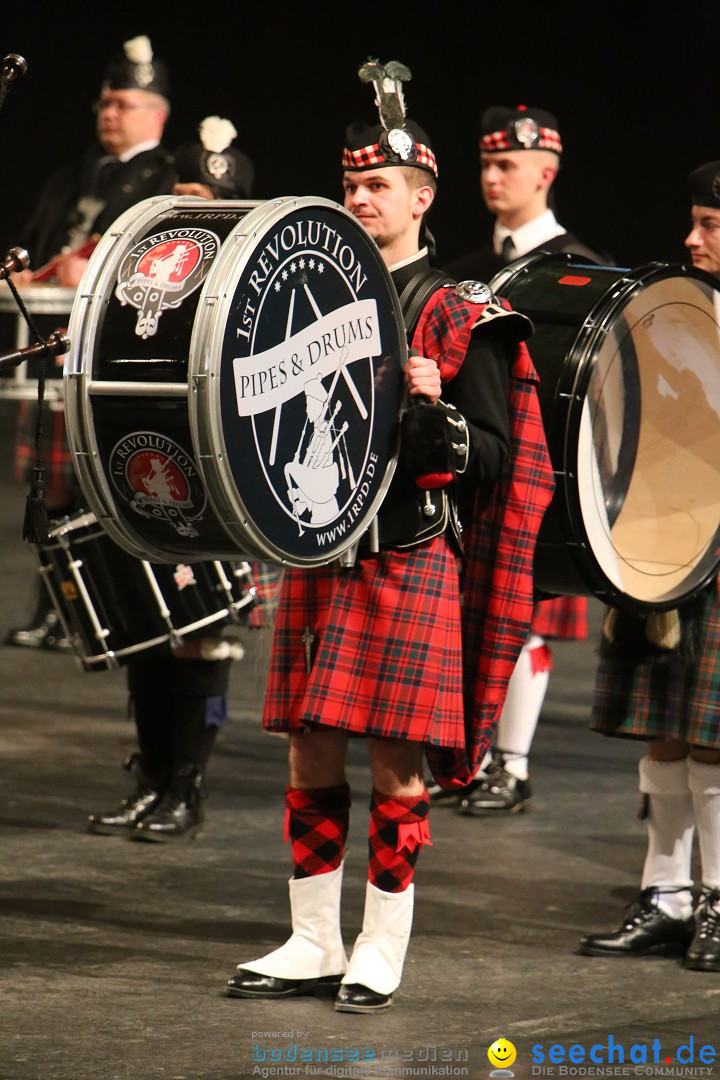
[87, 754, 163, 835]
[458, 752, 532, 815]
[685, 888, 720, 971]
[579, 887, 695, 957]
[5, 589, 72, 651]
[131, 764, 205, 842]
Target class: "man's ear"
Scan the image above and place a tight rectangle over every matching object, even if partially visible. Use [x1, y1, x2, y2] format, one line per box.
[539, 164, 558, 191]
[413, 183, 435, 218]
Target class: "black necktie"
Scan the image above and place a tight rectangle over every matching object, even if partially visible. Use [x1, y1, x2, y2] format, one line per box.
[501, 235, 516, 264]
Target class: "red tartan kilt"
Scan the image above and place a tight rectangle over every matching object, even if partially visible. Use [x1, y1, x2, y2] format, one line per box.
[531, 596, 588, 640]
[263, 535, 465, 748]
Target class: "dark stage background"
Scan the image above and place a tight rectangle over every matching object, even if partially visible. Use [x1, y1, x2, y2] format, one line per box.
[1, 2, 719, 273]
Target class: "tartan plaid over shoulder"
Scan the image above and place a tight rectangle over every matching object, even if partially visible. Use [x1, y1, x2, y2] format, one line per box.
[413, 288, 556, 786]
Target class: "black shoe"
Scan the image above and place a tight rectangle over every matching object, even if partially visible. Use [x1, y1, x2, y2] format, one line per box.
[226, 971, 343, 999]
[5, 608, 72, 651]
[132, 764, 204, 842]
[685, 888, 720, 971]
[428, 778, 480, 806]
[44, 612, 74, 652]
[87, 753, 163, 835]
[579, 887, 695, 957]
[334, 982, 393, 1013]
[458, 757, 531, 815]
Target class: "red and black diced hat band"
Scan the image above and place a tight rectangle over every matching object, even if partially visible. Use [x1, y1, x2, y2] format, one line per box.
[479, 104, 562, 154]
[342, 121, 438, 178]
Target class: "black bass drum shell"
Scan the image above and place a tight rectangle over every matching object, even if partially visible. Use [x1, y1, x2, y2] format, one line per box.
[491, 251, 720, 613]
[64, 195, 406, 567]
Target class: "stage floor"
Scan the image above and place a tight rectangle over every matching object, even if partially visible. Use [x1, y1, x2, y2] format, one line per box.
[0, 400, 716, 1080]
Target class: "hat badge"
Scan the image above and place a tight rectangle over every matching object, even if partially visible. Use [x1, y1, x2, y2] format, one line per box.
[712, 170, 720, 202]
[387, 127, 415, 161]
[206, 153, 229, 182]
[513, 116, 539, 148]
[122, 36, 157, 91]
[134, 62, 155, 89]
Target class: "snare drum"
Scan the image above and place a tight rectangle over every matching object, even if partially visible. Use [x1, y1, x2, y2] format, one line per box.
[0, 284, 74, 401]
[64, 195, 406, 567]
[491, 252, 720, 612]
[39, 510, 257, 671]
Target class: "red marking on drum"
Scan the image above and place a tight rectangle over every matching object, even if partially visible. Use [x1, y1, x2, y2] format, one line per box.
[126, 451, 190, 503]
[137, 239, 202, 283]
[557, 274, 592, 286]
[173, 564, 197, 590]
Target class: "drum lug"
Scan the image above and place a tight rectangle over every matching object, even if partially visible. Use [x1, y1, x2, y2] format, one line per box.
[337, 541, 360, 567]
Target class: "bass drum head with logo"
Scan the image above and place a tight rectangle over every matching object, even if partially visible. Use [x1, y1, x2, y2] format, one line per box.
[190, 196, 406, 565]
[64, 195, 405, 567]
[491, 252, 720, 613]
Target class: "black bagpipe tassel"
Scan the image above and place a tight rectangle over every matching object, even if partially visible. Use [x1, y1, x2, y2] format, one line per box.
[23, 466, 50, 544]
[23, 343, 50, 545]
[3, 269, 60, 545]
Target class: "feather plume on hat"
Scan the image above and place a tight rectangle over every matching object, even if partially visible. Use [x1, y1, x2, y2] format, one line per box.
[343, 57, 437, 178]
[123, 35, 154, 64]
[199, 116, 238, 154]
[358, 58, 412, 133]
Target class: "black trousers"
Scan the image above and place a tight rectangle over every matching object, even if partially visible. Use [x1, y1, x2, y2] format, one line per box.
[126, 653, 231, 789]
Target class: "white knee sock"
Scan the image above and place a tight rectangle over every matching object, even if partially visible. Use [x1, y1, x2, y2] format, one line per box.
[494, 634, 551, 780]
[687, 757, 720, 892]
[639, 756, 694, 919]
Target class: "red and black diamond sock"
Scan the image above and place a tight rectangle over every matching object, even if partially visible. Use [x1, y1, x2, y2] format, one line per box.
[284, 783, 351, 878]
[368, 788, 432, 893]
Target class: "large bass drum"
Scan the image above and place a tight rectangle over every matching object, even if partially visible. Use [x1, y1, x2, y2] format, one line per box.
[491, 252, 720, 613]
[64, 196, 406, 567]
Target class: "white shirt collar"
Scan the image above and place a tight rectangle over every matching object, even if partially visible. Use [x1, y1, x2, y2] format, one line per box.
[116, 139, 160, 164]
[493, 210, 566, 257]
[388, 247, 429, 273]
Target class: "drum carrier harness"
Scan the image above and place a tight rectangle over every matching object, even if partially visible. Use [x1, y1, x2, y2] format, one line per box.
[359, 266, 469, 553]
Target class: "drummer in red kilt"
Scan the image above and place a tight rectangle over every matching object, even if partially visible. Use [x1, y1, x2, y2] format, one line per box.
[224, 58, 554, 1012]
[579, 162, 720, 972]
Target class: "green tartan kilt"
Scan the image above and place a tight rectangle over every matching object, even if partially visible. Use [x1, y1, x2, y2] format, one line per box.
[591, 574, 720, 748]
